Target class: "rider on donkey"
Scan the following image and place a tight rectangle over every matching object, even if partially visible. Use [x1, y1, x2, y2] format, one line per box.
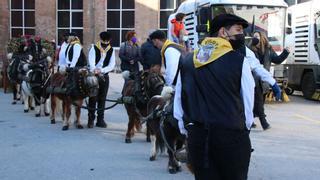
[87, 31, 115, 128]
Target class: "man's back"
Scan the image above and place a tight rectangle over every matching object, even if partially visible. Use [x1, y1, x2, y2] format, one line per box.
[181, 50, 246, 129]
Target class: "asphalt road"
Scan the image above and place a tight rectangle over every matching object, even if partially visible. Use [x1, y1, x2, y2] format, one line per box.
[0, 73, 319, 180]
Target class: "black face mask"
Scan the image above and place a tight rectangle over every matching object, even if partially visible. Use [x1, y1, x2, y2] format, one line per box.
[101, 42, 108, 48]
[251, 37, 259, 46]
[228, 34, 245, 50]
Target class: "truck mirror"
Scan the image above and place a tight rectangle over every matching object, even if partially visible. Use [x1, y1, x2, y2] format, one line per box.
[286, 27, 292, 34]
[196, 24, 208, 33]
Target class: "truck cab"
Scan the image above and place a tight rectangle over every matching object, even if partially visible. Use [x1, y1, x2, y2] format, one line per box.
[284, 0, 320, 99]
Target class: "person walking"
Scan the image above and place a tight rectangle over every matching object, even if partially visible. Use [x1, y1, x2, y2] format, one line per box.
[249, 31, 290, 130]
[140, 38, 161, 71]
[87, 31, 115, 128]
[175, 14, 255, 180]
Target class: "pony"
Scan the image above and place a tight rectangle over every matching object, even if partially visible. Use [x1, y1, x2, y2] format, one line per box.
[146, 87, 186, 174]
[122, 66, 164, 143]
[20, 38, 52, 116]
[48, 67, 99, 130]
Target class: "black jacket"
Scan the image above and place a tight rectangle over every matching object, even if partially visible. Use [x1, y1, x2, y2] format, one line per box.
[250, 45, 289, 71]
[140, 39, 161, 70]
[119, 41, 141, 72]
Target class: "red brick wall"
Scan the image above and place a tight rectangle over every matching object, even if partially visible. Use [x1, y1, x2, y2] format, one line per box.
[35, 0, 56, 41]
[135, 0, 159, 43]
[0, 0, 10, 58]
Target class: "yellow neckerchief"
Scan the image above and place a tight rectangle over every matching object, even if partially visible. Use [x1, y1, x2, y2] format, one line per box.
[95, 41, 111, 54]
[70, 37, 81, 46]
[193, 37, 233, 68]
[160, 39, 184, 65]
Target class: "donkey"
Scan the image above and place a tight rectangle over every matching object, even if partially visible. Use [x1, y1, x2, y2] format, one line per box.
[48, 67, 99, 130]
[146, 87, 186, 174]
[21, 38, 52, 116]
[122, 66, 164, 143]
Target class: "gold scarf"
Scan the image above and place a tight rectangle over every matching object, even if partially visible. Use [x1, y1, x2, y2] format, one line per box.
[96, 41, 111, 54]
[70, 37, 81, 46]
[160, 39, 183, 65]
[193, 37, 233, 68]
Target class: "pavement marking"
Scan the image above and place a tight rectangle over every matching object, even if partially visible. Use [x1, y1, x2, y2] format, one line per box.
[293, 114, 320, 124]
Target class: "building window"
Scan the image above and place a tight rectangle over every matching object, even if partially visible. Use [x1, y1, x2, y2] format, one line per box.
[106, 0, 135, 47]
[10, 0, 35, 37]
[57, 0, 83, 45]
[159, 0, 185, 30]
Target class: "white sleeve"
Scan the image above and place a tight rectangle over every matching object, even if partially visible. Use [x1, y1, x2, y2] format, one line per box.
[241, 59, 255, 130]
[246, 47, 276, 85]
[58, 43, 65, 66]
[70, 44, 82, 67]
[164, 47, 181, 86]
[101, 50, 116, 74]
[88, 45, 96, 72]
[173, 73, 187, 135]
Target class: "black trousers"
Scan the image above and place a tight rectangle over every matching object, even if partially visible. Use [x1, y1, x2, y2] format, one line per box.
[88, 74, 109, 123]
[187, 123, 251, 180]
[253, 81, 270, 128]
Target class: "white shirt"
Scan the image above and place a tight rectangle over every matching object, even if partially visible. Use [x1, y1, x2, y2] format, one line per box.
[164, 47, 181, 86]
[58, 42, 68, 67]
[88, 45, 116, 74]
[65, 43, 82, 68]
[246, 47, 276, 85]
[174, 56, 255, 134]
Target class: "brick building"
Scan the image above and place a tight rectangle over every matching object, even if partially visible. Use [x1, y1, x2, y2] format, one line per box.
[0, 0, 185, 65]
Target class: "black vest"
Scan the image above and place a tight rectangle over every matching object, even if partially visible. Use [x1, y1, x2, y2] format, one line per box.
[93, 45, 113, 73]
[66, 44, 87, 67]
[181, 51, 246, 130]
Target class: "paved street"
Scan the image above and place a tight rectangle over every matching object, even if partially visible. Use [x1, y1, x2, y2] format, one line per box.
[0, 73, 320, 180]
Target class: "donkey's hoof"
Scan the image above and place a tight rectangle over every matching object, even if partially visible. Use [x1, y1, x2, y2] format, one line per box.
[168, 167, 177, 174]
[30, 107, 35, 110]
[149, 156, 156, 161]
[35, 114, 40, 117]
[45, 113, 50, 117]
[146, 136, 151, 142]
[62, 126, 69, 131]
[87, 124, 94, 128]
[76, 124, 84, 129]
[125, 138, 132, 143]
[12, 101, 17, 105]
[51, 119, 56, 124]
[24, 109, 29, 113]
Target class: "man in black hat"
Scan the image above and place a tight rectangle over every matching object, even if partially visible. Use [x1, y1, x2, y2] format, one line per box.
[174, 14, 255, 179]
[87, 31, 115, 128]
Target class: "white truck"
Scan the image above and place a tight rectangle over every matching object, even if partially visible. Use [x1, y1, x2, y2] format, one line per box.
[168, 0, 288, 52]
[283, 0, 320, 100]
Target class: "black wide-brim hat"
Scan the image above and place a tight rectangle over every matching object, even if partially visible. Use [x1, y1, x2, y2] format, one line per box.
[210, 14, 249, 34]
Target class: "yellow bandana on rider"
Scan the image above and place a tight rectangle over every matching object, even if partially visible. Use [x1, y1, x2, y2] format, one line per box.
[70, 37, 81, 46]
[193, 37, 233, 68]
[160, 39, 183, 65]
[95, 41, 111, 54]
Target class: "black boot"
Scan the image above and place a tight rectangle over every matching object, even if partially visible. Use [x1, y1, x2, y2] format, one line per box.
[259, 117, 271, 130]
[96, 119, 107, 128]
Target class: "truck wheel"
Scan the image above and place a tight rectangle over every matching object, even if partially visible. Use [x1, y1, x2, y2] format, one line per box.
[284, 87, 294, 95]
[301, 72, 316, 99]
